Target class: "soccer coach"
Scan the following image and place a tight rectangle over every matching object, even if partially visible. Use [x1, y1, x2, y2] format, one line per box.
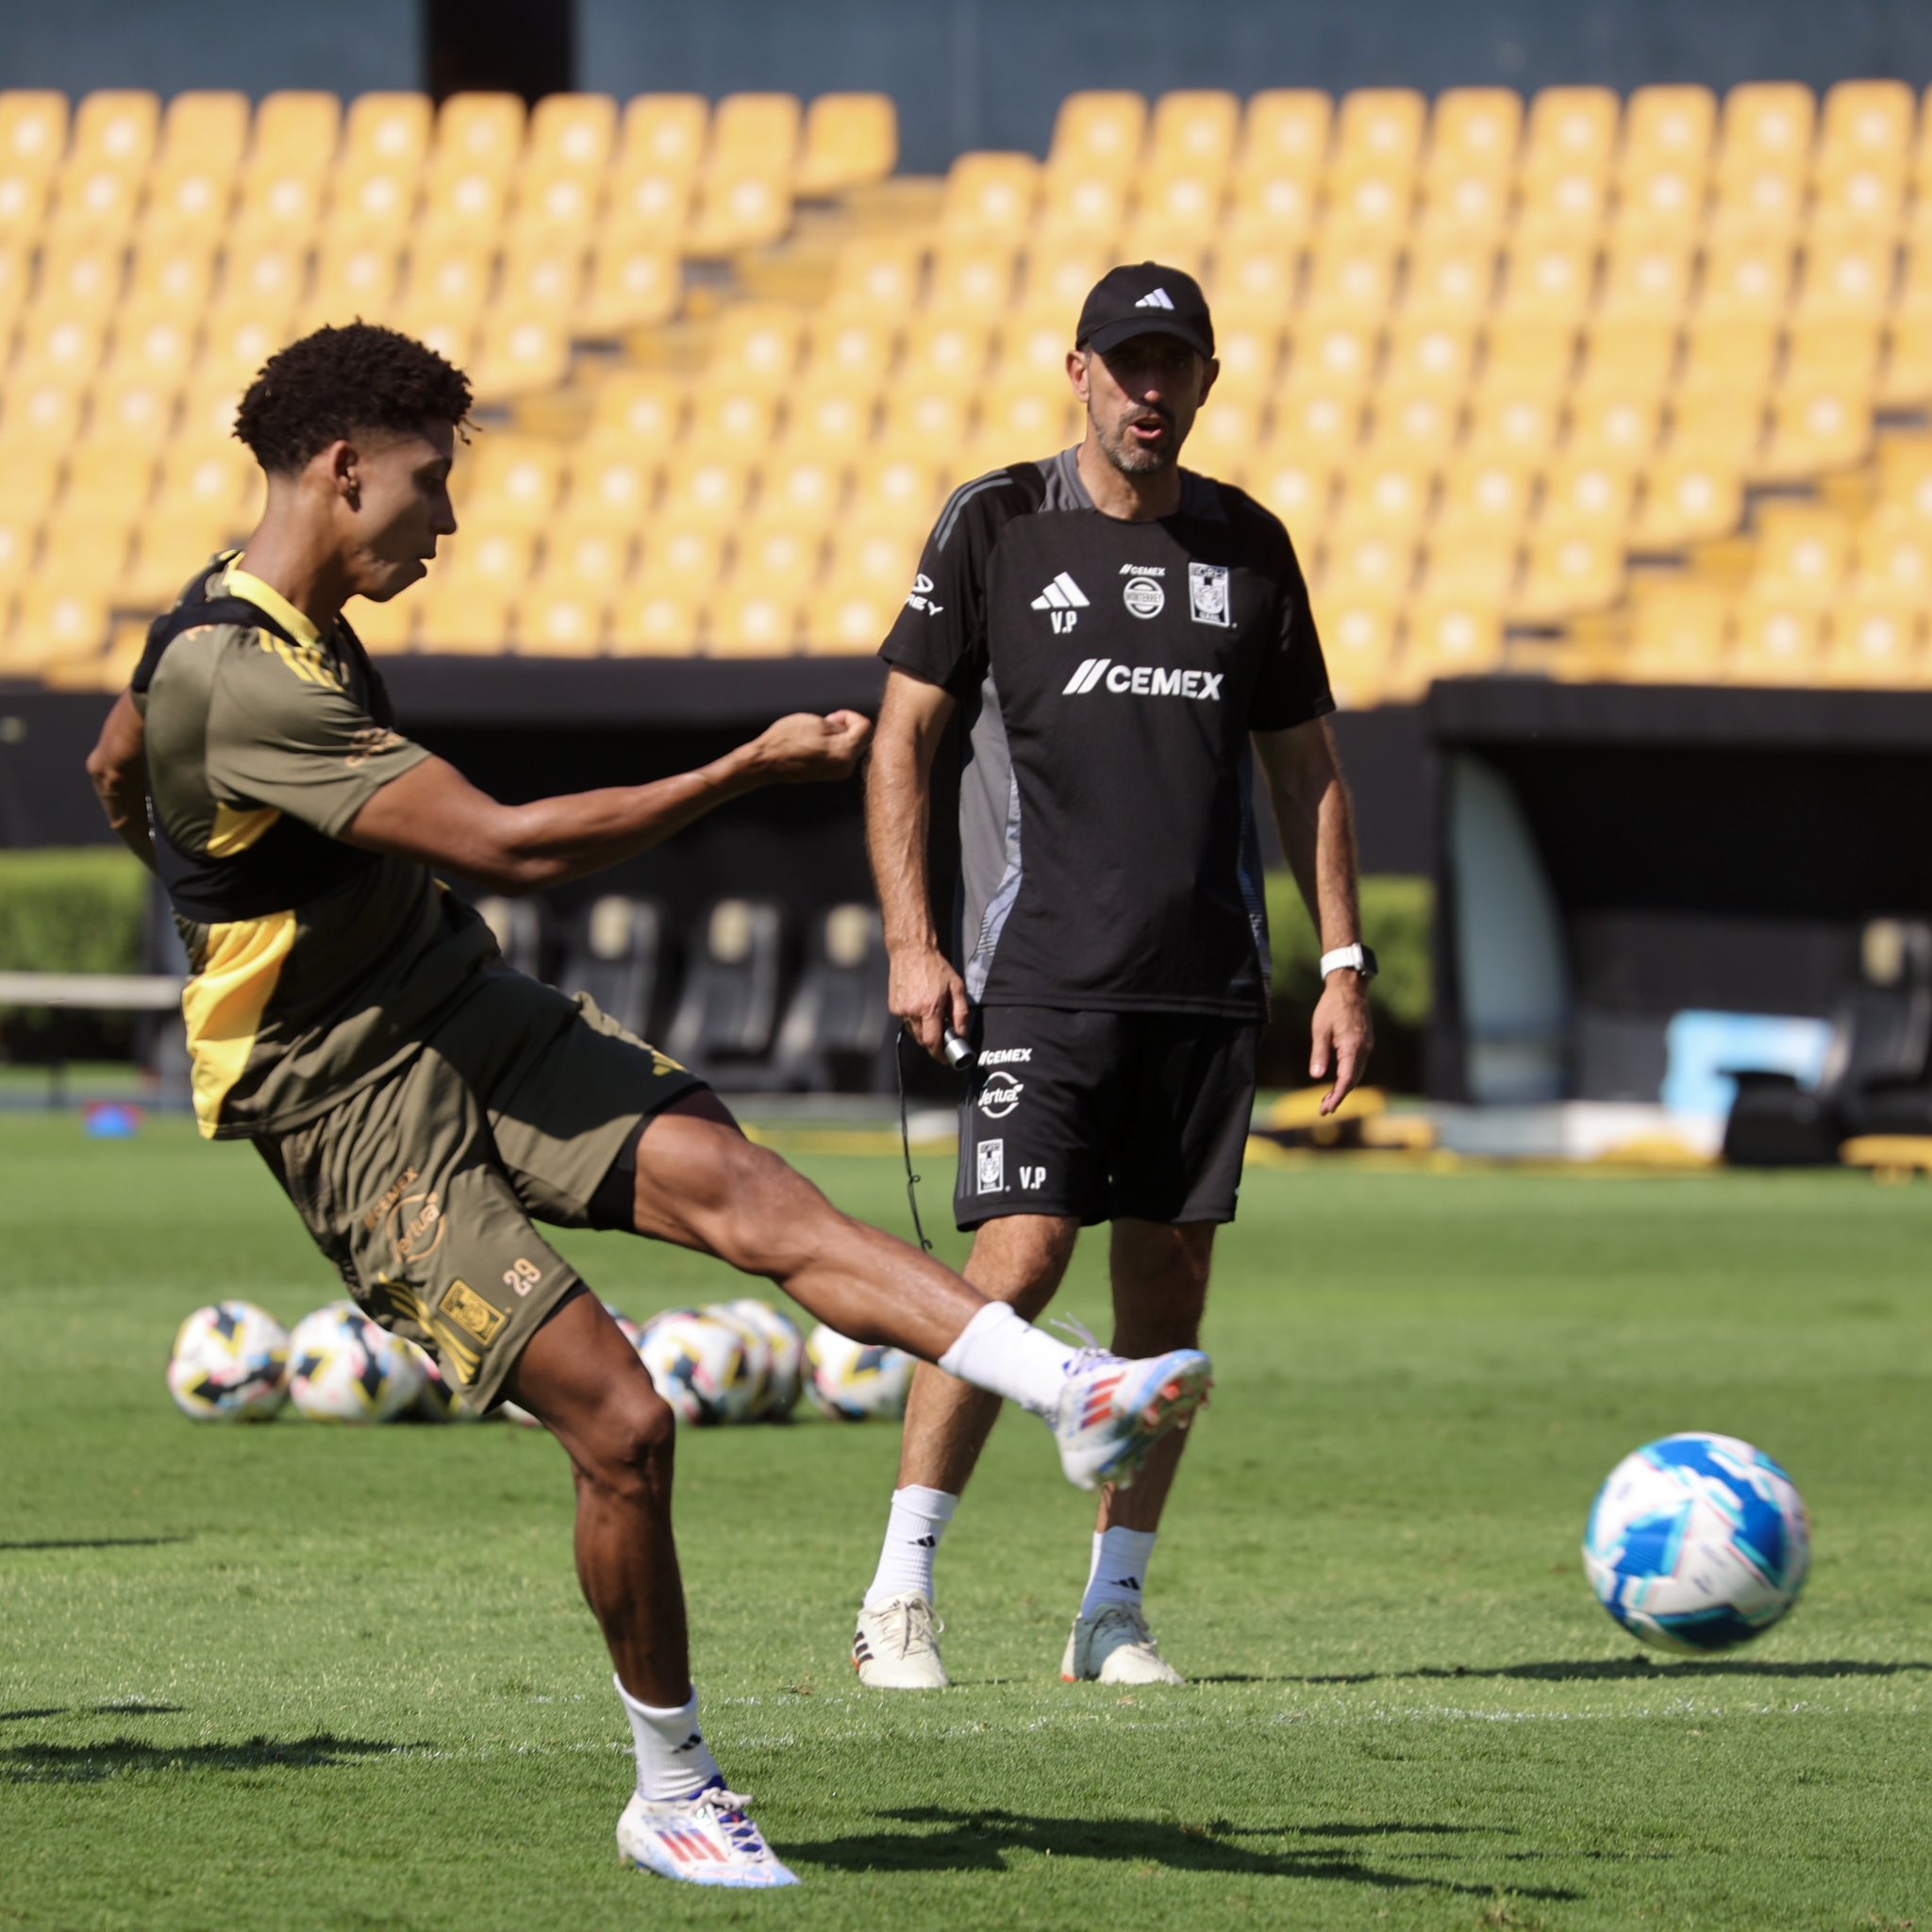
[853, 262, 1375, 1690]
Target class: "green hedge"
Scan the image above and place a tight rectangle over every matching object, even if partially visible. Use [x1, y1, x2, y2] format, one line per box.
[0, 848, 150, 974]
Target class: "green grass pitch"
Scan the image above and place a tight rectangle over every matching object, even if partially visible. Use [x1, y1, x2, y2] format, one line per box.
[2, 1110, 1929, 1931]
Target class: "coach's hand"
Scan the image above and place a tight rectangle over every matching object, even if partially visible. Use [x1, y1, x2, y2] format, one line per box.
[1311, 973, 1374, 1116]
[891, 945, 972, 1063]
[750, 710, 874, 783]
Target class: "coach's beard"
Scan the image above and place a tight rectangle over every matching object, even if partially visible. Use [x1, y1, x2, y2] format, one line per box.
[1095, 420, 1178, 476]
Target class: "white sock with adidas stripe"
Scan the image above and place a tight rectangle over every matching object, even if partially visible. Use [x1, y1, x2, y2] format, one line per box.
[863, 1484, 958, 1611]
[1080, 1526, 1158, 1619]
[616, 1676, 723, 1803]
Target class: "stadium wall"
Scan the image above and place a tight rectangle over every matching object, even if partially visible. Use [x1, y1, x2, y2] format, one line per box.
[11, 1, 1932, 174]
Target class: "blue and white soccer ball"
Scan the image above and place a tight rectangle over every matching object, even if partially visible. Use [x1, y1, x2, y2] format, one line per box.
[166, 1299, 291, 1422]
[720, 1297, 805, 1420]
[1583, 1432, 1811, 1654]
[804, 1324, 915, 1422]
[638, 1310, 751, 1425]
[287, 1306, 426, 1423]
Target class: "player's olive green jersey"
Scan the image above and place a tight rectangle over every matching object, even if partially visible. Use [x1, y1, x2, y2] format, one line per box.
[135, 556, 496, 1140]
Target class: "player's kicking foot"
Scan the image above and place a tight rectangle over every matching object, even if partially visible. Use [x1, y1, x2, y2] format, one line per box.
[1053, 1347, 1212, 1492]
[1061, 1604, 1185, 1686]
[617, 1779, 800, 1889]
[853, 1592, 949, 1689]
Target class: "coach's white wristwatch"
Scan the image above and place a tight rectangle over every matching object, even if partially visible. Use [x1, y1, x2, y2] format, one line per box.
[1319, 943, 1378, 981]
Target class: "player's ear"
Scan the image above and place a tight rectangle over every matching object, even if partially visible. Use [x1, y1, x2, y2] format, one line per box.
[321, 439, 360, 508]
[1197, 356, 1220, 406]
[1066, 348, 1092, 403]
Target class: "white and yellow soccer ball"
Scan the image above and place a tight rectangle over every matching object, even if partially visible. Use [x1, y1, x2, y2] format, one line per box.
[805, 1324, 915, 1422]
[396, 1338, 472, 1421]
[704, 1302, 774, 1419]
[287, 1306, 426, 1423]
[166, 1300, 291, 1422]
[720, 1298, 806, 1419]
[637, 1310, 750, 1425]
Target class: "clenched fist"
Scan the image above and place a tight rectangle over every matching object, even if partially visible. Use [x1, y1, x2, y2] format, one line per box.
[750, 710, 874, 784]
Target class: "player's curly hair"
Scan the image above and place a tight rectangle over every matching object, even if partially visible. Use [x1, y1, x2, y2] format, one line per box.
[233, 322, 474, 474]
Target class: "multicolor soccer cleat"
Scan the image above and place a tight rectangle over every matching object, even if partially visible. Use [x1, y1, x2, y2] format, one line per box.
[853, 1592, 949, 1689]
[1061, 1604, 1185, 1685]
[617, 1780, 800, 1889]
[1051, 1346, 1212, 1492]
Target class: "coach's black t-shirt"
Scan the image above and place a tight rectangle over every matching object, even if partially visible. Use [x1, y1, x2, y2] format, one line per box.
[879, 448, 1333, 1021]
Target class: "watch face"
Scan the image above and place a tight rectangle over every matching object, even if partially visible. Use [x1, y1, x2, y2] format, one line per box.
[1360, 946, 1380, 979]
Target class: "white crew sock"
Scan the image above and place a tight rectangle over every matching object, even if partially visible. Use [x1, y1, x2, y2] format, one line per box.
[615, 1677, 722, 1804]
[863, 1484, 958, 1611]
[936, 1301, 1074, 1419]
[1081, 1526, 1158, 1620]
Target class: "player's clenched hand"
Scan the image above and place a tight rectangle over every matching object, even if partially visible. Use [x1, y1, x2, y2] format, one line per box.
[891, 945, 971, 1062]
[749, 710, 874, 783]
[1310, 973, 1375, 1117]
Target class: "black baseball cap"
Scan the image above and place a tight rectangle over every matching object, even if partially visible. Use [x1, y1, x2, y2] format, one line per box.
[1075, 261, 1216, 361]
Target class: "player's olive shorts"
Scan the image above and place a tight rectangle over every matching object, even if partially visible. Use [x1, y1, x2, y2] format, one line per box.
[954, 1005, 1259, 1231]
[258, 963, 705, 1411]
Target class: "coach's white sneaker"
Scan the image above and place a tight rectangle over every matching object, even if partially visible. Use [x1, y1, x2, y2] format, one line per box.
[1052, 1346, 1212, 1492]
[854, 1592, 950, 1689]
[1061, 1605, 1185, 1686]
[617, 1779, 800, 1889]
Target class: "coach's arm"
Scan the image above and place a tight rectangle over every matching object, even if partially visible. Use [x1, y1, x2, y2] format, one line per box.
[1253, 717, 1373, 1115]
[345, 710, 872, 894]
[84, 691, 158, 872]
[868, 668, 970, 1061]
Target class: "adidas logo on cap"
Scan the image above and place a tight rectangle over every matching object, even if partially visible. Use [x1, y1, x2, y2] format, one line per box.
[1134, 288, 1175, 309]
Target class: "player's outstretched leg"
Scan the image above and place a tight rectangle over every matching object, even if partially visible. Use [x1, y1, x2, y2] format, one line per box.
[626, 1093, 1212, 1499]
[504, 1295, 799, 1890]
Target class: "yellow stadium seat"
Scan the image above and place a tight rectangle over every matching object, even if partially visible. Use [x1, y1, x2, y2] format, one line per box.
[1001, 311, 1078, 386]
[780, 379, 875, 452]
[525, 92, 615, 176]
[1316, 593, 1402, 707]
[618, 94, 708, 179]
[1881, 312, 1932, 407]
[813, 310, 904, 380]
[1130, 170, 1229, 249]
[1008, 246, 1105, 326]
[419, 168, 510, 233]
[1679, 316, 1777, 396]
[805, 577, 900, 655]
[5, 582, 111, 674]
[603, 154, 695, 241]
[12, 311, 108, 384]
[1810, 161, 1906, 234]
[0, 92, 70, 178]
[1523, 87, 1620, 172]
[458, 439, 567, 522]
[127, 238, 221, 308]
[1631, 457, 1743, 548]
[929, 242, 1018, 311]
[144, 92, 249, 234]
[1282, 314, 1377, 392]
[1037, 168, 1128, 240]
[0, 450, 58, 526]
[0, 166, 49, 249]
[1427, 88, 1522, 174]
[1437, 455, 1538, 540]
[1481, 315, 1579, 395]
[1612, 156, 1708, 236]
[157, 441, 258, 525]
[1182, 391, 1267, 475]
[509, 166, 600, 244]
[197, 308, 294, 391]
[709, 305, 807, 388]
[688, 383, 781, 450]
[231, 151, 330, 237]
[251, 90, 341, 160]
[736, 512, 828, 587]
[1819, 82, 1913, 175]
[498, 241, 588, 315]
[824, 237, 924, 314]
[432, 92, 525, 179]
[417, 582, 514, 655]
[1207, 244, 1301, 322]
[1205, 316, 1281, 398]
[1299, 241, 1401, 320]
[687, 167, 791, 255]
[824, 514, 929, 589]
[1512, 528, 1623, 621]
[515, 587, 609, 658]
[1707, 160, 1806, 238]
[707, 585, 801, 656]
[1377, 318, 1474, 395]
[1414, 168, 1510, 238]
[84, 369, 180, 448]
[758, 453, 847, 525]
[1595, 234, 1695, 320]
[1365, 386, 1463, 457]
[658, 455, 755, 527]
[33, 237, 125, 318]
[121, 510, 235, 610]
[581, 242, 682, 334]
[438, 521, 539, 595]
[406, 238, 495, 311]
[1399, 241, 1496, 321]
[974, 378, 1078, 456]
[176, 374, 252, 454]
[1495, 237, 1598, 320]
[1787, 314, 1884, 390]
[1624, 85, 1718, 162]
[635, 524, 723, 594]
[1319, 166, 1412, 238]
[1567, 388, 1664, 462]
[1855, 512, 1932, 595]
[851, 455, 949, 525]
[1537, 457, 1637, 536]
[1576, 317, 1678, 396]
[796, 92, 897, 196]
[1150, 90, 1241, 172]
[1697, 236, 1798, 323]
[1334, 89, 1426, 179]
[1224, 171, 1321, 242]
[1049, 92, 1147, 179]
[1516, 158, 1611, 237]
[1321, 526, 1421, 600]
[1668, 389, 1766, 466]
[1874, 433, 1932, 513]
[1270, 386, 1362, 458]
[1730, 591, 1824, 683]
[1464, 383, 1564, 461]
[901, 317, 993, 391]
[328, 159, 422, 233]
[1793, 233, 1899, 318]
[1417, 530, 1519, 601]
[470, 310, 571, 402]
[711, 92, 802, 174]
[1751, 503, 1853, 606]
[568, 446, 663, 532]
[587, 369, 688, 448]
[0, 374, 87, 450]
[1332, 458, 1435, 537]
[1409, 594, 1507, 682]
[1240, 90, 1333, 178]
[68, 89, 158, 171]
[543, 526, 637, 593]
[1720, 82, 1816, 171]
[308, 235, 403, 318]
[47, 158, 143, 238]
[1624, 579, 1729, 680]
[941, 154, 1040, 237]
[607, 585, 698, 657]
[1824, 591, 1928, 685]
[342, 92, 432, 171]
[1757, 380, 1872, 480]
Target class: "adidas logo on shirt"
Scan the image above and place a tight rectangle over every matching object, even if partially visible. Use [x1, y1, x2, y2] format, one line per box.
[1135, 288, 1175, 309]
[1030, 572, 1091, 633]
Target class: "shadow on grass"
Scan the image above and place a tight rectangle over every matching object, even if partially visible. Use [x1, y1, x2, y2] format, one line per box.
[1270, 1659, 1932, 1685]
[1, 1733, 409, 1785]
[787, 1807, 1582, 1899]
[0, 1537, 192, 1553]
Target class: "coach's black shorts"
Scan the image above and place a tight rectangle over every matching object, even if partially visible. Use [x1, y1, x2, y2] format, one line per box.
[954, 1006, 1260, 1230]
